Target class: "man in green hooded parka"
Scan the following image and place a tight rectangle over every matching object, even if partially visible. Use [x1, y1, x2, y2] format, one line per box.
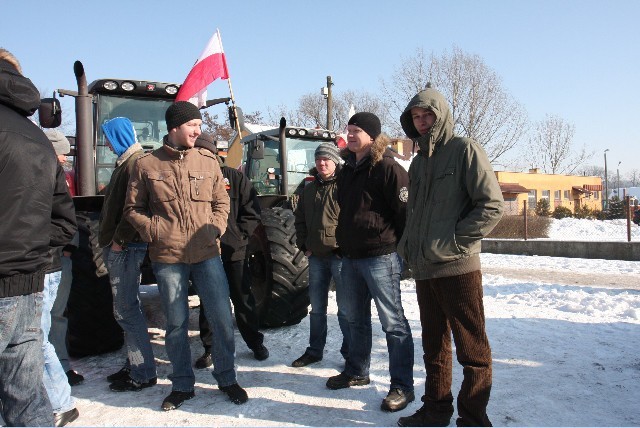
[396, 87, 503, 427]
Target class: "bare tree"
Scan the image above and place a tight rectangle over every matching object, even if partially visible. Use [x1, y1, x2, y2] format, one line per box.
[202, 108, 263, 141]
[267, 89, 385, 132]
[579, 164, 605, 178]
[526, 114, 593, 174]
[380, 46, 528, 163]
[626, 169, 640, 187]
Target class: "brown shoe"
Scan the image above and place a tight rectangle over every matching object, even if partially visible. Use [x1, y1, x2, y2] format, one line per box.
[381, 388, 415, 412]
[54, 408, 79, 427]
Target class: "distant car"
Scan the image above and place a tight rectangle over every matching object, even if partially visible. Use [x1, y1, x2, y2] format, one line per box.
[633, 208, 640, 226]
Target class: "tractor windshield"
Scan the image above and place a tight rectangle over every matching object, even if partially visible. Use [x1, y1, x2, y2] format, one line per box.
[95, 94, 173, 192]
[247, 137, 320, 196]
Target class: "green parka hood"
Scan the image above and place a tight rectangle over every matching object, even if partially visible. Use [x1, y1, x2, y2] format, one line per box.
[400, 88, 454, 154]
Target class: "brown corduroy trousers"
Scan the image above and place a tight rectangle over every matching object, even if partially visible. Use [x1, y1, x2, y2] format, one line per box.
[415, 270, 492, 427]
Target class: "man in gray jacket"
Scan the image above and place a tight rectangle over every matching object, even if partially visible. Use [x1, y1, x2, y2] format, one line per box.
[396, 88, 503, 427]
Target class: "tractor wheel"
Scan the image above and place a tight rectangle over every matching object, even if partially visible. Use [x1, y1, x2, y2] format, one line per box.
[246, 207, 309, 328]
[66, 211, 123, 357]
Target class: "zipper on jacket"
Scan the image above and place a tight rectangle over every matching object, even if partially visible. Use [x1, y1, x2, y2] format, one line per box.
[191, 176, 200, 196]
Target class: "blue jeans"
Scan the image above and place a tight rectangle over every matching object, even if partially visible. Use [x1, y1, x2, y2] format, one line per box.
[306, 255, 350, 359]
[42, 271, 75, 413]
[104, 244, 156, 382]
[153, 256, 237, 391]
[0, 292, 53, 426]
[50, 255, 72, 372]
[341, 253, 414, 392]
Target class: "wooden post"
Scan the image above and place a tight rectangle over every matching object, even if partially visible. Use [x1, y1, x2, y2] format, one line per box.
[626, 196, 632, 242]
[523, 200, 528, 241]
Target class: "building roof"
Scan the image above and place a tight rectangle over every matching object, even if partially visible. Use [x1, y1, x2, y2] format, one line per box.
[500, 182, 529, 194]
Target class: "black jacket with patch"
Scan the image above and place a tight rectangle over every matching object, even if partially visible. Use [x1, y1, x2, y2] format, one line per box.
[336, 151, 408, 259]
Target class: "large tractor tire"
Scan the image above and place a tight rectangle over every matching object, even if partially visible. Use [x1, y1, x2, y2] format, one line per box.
[67, 211, 123, 357]
[247, 207, 310, 328]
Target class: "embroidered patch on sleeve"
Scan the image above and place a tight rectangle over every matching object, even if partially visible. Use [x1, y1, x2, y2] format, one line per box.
[399, 186, 408, 203]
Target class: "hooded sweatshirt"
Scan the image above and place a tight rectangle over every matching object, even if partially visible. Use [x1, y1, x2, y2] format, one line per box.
[397, 88, 504, 279]
[0, 60, 77, 297]
[98, 118, 145, 247]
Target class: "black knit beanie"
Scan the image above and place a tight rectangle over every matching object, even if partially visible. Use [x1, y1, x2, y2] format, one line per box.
[348, 112, 381, 140]
[195, 132, 218, 155]
[165, 101, 202, 130]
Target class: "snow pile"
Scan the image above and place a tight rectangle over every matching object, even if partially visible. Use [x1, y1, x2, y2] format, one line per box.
[547, 217, 639, 241]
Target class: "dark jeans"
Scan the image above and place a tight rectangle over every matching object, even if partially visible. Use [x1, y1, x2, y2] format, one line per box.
[306, 254, 349, 359]
[50, 255, 72, 372]
[153, 257, 237, 391]
[341, 253, 414, 392]
[416, 270, 492, 427]
[199, 258, 263, 352]
[0, 292, 54, 426]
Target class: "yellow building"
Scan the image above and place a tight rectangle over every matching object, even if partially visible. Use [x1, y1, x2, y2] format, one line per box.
[496, 169, 603, 215]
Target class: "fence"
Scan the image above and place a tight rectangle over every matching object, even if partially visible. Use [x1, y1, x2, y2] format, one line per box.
[487, 197, 640, 242]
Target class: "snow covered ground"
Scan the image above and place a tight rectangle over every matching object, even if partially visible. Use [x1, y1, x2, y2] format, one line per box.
[5, 220, 639, 427]
[62, 253, 639, 426]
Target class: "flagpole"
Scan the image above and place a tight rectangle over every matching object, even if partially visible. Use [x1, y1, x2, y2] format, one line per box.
[218, 29, 243, 140]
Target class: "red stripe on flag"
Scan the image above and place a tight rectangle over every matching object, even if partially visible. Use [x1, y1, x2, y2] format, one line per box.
[176, 52, 229, 102]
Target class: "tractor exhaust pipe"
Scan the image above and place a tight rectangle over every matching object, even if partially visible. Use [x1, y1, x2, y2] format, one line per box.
[74, 61, 96, 196]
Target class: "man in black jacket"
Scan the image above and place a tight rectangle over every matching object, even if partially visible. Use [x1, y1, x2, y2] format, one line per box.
[193, 133, 268, 366]
[0, 48, 77, 426]
[326, 112, 414, 413]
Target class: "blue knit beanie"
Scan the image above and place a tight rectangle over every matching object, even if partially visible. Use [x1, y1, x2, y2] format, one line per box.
[101, 117, 136, 156]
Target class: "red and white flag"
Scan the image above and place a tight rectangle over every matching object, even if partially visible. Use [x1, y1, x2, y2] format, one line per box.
[175, 29, 229, 108]
[336, 104, 356, 148]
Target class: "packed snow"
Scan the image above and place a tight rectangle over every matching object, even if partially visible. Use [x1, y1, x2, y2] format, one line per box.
[4, 221, 639, 427]
[58, 255, 639, 427]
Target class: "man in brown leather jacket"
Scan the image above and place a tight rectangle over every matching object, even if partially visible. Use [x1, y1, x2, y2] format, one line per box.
[124, 101, 247, 410]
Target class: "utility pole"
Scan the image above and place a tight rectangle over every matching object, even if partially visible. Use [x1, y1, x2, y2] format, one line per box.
[604, 149, 609, 209]
[321, 76, 333, 130]
[617, 161, 621, 197]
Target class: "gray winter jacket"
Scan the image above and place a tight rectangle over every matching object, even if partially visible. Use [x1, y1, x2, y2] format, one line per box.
[397, 89, 504, 279]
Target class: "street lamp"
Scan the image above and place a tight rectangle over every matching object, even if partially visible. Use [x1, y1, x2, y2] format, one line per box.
[617, 161, 621, 198]
[604, 149, 609, 209]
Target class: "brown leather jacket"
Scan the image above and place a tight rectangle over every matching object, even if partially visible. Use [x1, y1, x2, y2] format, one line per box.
[124, 141, 230, 264]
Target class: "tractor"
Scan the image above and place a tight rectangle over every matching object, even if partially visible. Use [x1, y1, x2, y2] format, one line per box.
[38, 61, 338, 354]
[233, 120, 337, 327]
[38, 61, 230, 356]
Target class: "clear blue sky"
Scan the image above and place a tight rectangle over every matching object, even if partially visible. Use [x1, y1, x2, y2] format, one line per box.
[3, 0, 639, 175]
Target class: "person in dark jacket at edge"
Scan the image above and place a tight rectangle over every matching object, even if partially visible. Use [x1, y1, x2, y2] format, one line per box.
[396, 87, 504, 428]
[40, 130, 80, 427]
[193, 132, 269, 367]
[326, 112, 415, 414]
[44, 130, 84, 388]
[0, 48, 77, 427]
[291, 142, 350, 368]
[98, 117, 158, 393]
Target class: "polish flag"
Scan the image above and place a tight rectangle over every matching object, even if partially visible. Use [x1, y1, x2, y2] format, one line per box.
[175, 29, 229, 108]
[335, 104, 356, 148]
